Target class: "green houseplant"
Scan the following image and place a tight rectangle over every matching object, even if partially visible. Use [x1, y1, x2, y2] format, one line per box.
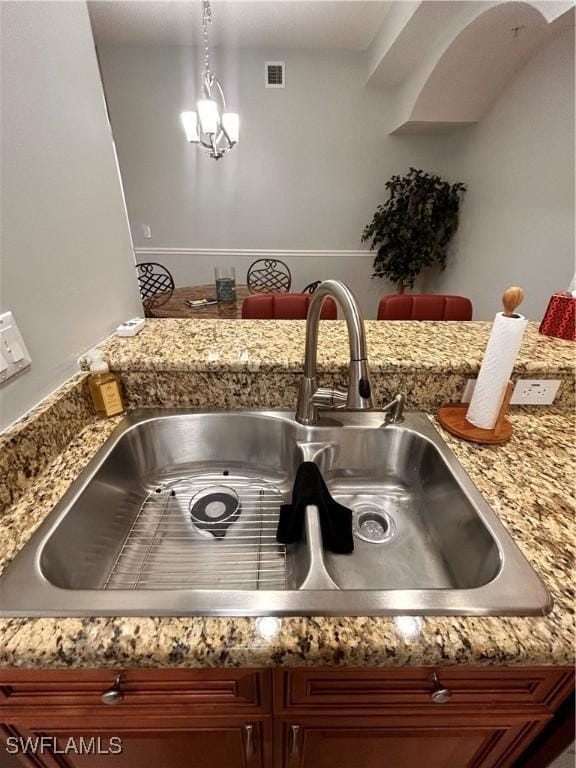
[362, 168, 466, 294]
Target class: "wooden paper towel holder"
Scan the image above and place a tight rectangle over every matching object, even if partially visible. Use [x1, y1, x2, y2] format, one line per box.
[437, 287, 524, 445]
[437, 381, 514, 444]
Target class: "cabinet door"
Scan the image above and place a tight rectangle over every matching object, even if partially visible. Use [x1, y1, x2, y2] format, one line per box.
[12, 719, 270, 768]
[275, 717, 544, 768]
[1, 724, 60, 768]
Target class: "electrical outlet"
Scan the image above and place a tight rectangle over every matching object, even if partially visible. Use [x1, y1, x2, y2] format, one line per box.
[510, 379, 561, 405]
[461, 378, 561, 405]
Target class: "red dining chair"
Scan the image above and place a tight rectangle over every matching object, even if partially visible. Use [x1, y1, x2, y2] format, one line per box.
[377, 294, 473, 321]
[242, 293, 337, 319]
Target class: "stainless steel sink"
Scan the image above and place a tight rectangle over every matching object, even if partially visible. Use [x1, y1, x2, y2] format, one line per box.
[322, 426, 500, 592]
[0, 409, 552, 617]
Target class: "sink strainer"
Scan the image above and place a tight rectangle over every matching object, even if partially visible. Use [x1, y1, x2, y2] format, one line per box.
[352, 505, 395, 544]
[189, 485, 240, 538]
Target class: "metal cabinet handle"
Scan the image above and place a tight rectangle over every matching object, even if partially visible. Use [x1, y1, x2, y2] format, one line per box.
[101, 675, 124, 706]
[289, 724, 301, 760]
[430, 671, 452, 704]
[244, 724, 254, 761]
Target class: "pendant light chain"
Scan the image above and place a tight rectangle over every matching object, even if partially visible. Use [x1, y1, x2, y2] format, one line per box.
[202, 0, 212, 79]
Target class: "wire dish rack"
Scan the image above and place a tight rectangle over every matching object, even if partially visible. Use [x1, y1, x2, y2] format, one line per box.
[104, 473, 287, 591]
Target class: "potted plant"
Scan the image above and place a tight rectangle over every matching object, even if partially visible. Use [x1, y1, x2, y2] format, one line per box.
[361, 168, 466, 294]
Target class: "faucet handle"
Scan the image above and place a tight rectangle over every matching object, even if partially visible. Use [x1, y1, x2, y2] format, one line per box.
[382, 393, 405, 424]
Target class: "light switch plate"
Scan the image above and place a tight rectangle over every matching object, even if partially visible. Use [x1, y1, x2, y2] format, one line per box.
[0, 311, 32, 385]
[460, 378, 561, 405]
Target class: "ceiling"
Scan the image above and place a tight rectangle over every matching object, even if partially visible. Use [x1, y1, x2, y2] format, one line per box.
[88, 1, 392, 50]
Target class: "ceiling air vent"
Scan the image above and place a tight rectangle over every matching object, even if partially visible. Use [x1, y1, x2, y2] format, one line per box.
[265, 62, 285, 88]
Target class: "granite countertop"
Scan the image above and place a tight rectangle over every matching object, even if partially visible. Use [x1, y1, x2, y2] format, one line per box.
[99, 319, 575, 374]
[0, 405, 573, 669]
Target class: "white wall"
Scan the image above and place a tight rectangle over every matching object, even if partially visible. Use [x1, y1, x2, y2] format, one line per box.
[427, 27, 575, 320]
[0, 1, 142, 429]
[96, 44, 448, 316]
[96, 29, 574, 322]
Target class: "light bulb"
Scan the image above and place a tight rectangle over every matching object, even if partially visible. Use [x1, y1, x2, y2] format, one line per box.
[222, 113, 239, 143]
[180, 111, 199, 142]
[197, 99, 219, 134]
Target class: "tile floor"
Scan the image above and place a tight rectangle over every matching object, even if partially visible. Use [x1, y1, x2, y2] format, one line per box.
[548, 742, 575, 768]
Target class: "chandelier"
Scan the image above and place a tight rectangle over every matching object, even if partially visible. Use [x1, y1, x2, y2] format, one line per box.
[180, 1, 239, 160]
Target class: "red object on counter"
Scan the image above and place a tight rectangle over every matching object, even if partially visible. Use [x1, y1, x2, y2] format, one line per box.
[539, 292, 576, 341]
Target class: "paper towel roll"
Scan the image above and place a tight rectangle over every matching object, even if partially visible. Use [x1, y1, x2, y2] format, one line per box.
[466, 312, 528, 430]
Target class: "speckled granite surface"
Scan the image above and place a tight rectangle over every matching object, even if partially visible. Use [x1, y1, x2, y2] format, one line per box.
[0, 407, 573, 669]
[100, 320, 575, 412]
[0, 375, 92, 514]
[100, 319, 575, 374]
[117, 369, 493, 413]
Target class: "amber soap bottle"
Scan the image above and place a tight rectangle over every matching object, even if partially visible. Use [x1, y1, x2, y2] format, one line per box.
[87, 350, 125, 417]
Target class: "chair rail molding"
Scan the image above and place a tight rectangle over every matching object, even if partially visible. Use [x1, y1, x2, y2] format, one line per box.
[134, 248, 369, 260]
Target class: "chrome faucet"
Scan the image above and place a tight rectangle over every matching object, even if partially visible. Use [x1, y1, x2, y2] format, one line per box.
[295, 280, 374, 425]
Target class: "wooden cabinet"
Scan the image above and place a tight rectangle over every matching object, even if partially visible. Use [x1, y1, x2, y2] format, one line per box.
[273, 668, 575, 768]
[273, 667, 570, 711]
[3, 721, 268, 768]
[0, 667, 573, 768]
[1, 725, 39, 768]
[275, 717, 538, 768]
[0, 668, 270, 713]
[0, 669, 272, 768]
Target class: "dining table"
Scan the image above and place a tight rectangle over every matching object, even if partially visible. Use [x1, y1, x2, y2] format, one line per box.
[145, 284, 252, 319]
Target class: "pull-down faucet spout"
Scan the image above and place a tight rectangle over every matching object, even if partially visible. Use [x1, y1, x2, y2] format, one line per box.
[295, 280, 374, 425]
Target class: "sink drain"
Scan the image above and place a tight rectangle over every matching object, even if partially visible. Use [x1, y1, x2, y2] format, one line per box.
[189, 485, 240, 538]
[352, 506, 395, 544]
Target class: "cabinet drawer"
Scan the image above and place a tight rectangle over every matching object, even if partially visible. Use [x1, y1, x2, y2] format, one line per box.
[0, 669, 271, 715]
[274, 668, 573, 715]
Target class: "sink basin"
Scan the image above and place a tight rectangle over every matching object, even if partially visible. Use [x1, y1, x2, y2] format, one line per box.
[0, 409, 551, 617]
[321, 427, 500, 591]
[39, 412, 299, 592]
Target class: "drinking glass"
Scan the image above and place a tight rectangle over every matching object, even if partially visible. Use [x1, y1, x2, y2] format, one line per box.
[214, 266, 236, 302]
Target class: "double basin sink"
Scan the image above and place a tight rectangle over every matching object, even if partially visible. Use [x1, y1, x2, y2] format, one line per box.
[0, 409, 551, 617]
